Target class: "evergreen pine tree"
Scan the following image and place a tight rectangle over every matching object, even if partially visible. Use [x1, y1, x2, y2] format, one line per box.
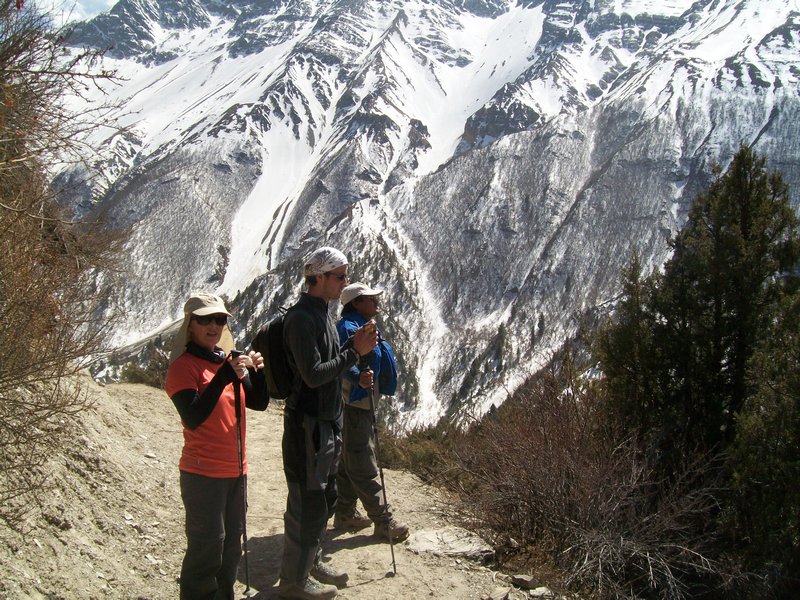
[598, 145, 799, 461]
[656, 146, 798, 452]
[596, 254, 661, 438]
[730, 292, 800, 591]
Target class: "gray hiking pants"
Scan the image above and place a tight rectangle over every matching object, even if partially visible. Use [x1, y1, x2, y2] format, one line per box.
[279, 409, 341, 585]
[336, 404, 392, 524]
[179, 471, 244, 600]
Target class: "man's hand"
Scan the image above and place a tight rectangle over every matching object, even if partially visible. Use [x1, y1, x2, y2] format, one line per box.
[358, 368, 374, 389]
[248, 351, 264, 370]
[353, 320, 378, 356]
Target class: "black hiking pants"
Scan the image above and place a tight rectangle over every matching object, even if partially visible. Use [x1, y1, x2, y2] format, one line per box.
[179, 471, 244, 600]
[279, 408, 341, 585]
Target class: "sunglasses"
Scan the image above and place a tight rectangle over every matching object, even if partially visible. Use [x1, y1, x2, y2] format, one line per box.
[326, 272, 349, 281]
[192, 314, 228, 326]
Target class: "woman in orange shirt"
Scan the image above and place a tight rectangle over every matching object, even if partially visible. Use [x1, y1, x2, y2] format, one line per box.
[165, 292, 268, 600]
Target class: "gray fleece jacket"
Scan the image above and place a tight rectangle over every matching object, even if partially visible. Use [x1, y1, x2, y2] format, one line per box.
[283, 292, 359, 423]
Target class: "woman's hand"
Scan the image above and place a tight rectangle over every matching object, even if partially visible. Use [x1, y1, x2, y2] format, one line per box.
[229, 351, 264, 379]
[230, 354, 249, 379]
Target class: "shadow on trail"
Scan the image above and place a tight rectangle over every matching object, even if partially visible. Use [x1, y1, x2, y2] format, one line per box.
[237, 532, 282, 597]
[324, 529, 385, 552]
[237, 527, 398, 598]
[325, 529, 400, 583]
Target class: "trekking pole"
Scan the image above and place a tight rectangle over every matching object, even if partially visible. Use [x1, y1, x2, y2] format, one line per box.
[232, 358, 255, 597]
[367, 375, 397, 577]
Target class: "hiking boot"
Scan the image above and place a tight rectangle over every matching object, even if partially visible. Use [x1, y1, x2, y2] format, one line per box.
[374, 517, 409, 542]
[276, 575, 338, 599]
[310, 561, 349, 588]
[333, 508, 372, 531]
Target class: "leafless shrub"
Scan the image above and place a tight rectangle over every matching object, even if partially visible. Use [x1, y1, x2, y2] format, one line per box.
[0, 379, 92, 526]
[0, 2, 122, 529]
[447, 352, 744, 599]
[560, 449, 733, 599]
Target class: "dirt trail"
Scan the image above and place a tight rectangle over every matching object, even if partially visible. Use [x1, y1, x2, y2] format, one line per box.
[244, 395, 500, 599]
[1, 377, 515, 599]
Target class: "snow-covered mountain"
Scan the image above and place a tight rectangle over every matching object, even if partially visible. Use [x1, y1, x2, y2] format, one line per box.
[60, 0, 800, 428]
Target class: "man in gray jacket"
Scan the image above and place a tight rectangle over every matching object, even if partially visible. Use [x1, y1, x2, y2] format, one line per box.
[276, 247, 378, 600]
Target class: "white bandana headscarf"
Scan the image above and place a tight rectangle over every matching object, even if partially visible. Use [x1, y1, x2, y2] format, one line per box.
[304, 246, 348, 276]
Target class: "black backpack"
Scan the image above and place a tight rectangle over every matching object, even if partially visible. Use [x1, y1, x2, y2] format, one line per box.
[250, 308, 294, 399]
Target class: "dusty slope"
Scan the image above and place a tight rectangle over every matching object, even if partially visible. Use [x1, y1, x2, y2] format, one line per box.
[0, 375, 526, 599]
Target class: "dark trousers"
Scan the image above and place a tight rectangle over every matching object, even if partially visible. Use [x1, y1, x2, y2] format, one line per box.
[336, 404, 390, 523]
[179, 471, 245, 600]
[279, 409, 341, 585]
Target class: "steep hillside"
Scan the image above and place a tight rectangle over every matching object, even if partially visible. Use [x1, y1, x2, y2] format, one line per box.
[0, 378, 184, 597]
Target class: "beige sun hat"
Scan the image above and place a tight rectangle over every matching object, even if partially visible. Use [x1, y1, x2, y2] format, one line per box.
[340, 282, 383, 306]
[169, 292, 235, 364]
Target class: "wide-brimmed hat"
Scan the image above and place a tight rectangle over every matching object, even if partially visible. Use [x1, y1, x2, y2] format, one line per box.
[304, 246, 348, 276]
[340, 282, 383, 306]
[169, 292, 234, 364]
